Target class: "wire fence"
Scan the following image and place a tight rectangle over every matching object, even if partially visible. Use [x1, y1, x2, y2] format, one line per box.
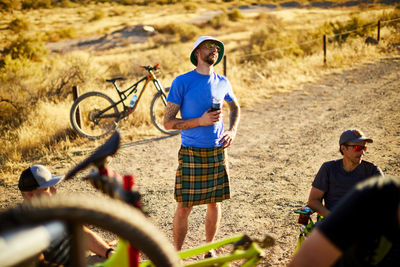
[219, 16, 400, 76]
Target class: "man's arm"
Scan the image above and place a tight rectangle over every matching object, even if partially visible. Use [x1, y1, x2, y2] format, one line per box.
[219, 99, 240, 148]
[288, 229, 342, 267]
[84, 226, 114, 258]
[163, 101, 221, 130]
[307, 187, 330, 217]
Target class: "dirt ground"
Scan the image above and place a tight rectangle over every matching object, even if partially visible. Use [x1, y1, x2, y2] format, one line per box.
[1, 55, 399, 266]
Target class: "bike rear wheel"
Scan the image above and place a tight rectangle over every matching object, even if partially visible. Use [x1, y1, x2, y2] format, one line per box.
[0, 194, 181, 267]
[150, 87, 180, 136]
[70, 92, 119, 140]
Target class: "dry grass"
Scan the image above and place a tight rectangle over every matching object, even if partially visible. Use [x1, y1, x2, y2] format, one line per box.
[0, 1, 399, 185]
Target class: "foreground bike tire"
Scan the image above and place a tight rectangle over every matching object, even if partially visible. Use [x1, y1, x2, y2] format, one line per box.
[150, 87, 180, 136]
[0, 194, 181, 267]
[70, 91, 119, 140]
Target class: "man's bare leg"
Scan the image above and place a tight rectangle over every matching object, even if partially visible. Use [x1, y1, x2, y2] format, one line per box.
[205, 202, 221, 243]
[173, 202, 193, 251]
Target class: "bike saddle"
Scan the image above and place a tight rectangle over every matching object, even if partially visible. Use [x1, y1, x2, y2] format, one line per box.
[106, 77, 126, 83]
[65, 131, 120, 180]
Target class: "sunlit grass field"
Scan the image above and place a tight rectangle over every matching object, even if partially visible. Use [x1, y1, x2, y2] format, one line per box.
[0, 0, 399, 184]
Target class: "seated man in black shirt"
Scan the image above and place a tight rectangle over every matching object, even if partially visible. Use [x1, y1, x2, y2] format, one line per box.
[289, 175, 400, 267]
[307, 129, 383, 217]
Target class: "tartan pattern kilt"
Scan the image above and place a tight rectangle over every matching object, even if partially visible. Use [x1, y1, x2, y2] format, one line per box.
[174, 146, 230, 207]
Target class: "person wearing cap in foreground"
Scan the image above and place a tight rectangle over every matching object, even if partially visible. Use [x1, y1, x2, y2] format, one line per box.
[289, 175, 400, 267]
[307, 129, 383, 218]
[18, 164, 115, 266]
[164, 36, 240, 255]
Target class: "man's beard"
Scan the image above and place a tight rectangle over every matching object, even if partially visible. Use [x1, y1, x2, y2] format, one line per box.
[202, 53, 217, 65]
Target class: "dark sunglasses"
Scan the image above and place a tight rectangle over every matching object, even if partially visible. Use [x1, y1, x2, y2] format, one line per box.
[345, 144, 367, 152]
[202, 42, 220, 51]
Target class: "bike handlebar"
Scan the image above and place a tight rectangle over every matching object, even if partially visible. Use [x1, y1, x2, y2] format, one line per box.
[140, 64, 160, 72]
[65, 131, 144, 210]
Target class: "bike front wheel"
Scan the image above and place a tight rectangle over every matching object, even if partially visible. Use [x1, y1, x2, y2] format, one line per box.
[150, 87, 180, 136]
[70, 91, 119, 140]
[0, 194, 181, 267]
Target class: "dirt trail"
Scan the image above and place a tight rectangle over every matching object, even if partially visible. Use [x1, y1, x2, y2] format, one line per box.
[111, 55, 400, 265]
[1, 56, 399, 266]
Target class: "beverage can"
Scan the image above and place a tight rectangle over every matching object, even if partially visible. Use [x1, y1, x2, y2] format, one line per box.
[211, 98, 221, 111]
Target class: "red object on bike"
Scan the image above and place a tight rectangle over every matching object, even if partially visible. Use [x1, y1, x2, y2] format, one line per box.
[99, 167, 110, 176]
[123, 174, 135, 190]
[129, 244, 140, 267]
[298, 214, 310, 225]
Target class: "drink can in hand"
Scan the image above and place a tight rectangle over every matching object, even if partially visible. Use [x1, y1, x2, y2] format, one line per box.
[211, 98, 221, 111]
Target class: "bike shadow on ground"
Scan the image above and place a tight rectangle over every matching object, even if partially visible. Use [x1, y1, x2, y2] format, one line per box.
[119, 134, 177, 149]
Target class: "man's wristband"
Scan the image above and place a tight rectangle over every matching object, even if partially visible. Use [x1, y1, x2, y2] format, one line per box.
[105, 248, 114, 259]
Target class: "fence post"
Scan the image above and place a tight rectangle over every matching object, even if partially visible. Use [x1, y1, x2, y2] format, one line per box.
[72, 85, 81, 128]
[323, 35, 327, 65]
[377, 20, 381, 42]
[223, 55, 227, 77]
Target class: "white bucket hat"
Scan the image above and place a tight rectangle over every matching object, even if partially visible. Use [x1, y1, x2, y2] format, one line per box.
[190, 36, 224, 66]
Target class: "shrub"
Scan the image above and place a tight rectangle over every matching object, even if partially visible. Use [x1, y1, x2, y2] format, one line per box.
[157, 23, 200, 42]
[21, 0, 51, 9]
[326, 16, 375, 45]
[183, 2, 198, 12]
[0, 0, 21, 11]
[8, 17, 30, 33]
[379, 8, 400, 28]
[0, 54, 38, 82]
[90, 9, 106, 22]
[46, 27, 76, 42]
[228, 8, 243, 22]
[207, 12, 228, 29]
[1, 34, 48, 61]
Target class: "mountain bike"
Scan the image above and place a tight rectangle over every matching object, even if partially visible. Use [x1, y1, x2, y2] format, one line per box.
[0, 132, 274, 267]
[70, 64, 180, 140]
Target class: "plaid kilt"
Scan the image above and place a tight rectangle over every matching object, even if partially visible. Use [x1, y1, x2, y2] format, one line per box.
[174, 146, 230, 207]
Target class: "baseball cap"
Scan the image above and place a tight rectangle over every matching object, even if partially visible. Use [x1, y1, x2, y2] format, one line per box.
[339, 129, 373, 145]
[190, 36, 224, 66]
[18, 165, 64, 192]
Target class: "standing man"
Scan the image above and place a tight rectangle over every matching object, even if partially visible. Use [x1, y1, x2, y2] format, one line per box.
[307, 129, 383, 217]
[164, 36, 240, 254]
[18, 164, 115, 265]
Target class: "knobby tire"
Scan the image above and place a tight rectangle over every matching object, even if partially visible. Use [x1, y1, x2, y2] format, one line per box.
[150, 87, 179, 136]
[70, 92, 119, 140]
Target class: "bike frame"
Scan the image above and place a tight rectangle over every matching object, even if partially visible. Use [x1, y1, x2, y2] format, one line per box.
[99, 65, 168, 122]
[139, 234, 271, 267]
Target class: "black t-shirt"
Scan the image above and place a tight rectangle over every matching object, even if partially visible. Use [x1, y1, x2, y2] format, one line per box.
[318, 175, 400, 267]
[312, 159, 383, 210]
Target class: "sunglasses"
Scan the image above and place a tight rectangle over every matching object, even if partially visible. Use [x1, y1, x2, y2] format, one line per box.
[202, 42, 220, 51]
[345, 144, 367, 152]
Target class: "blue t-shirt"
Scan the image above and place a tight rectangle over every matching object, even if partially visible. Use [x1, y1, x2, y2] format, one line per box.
[167, 70, 236, 148]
